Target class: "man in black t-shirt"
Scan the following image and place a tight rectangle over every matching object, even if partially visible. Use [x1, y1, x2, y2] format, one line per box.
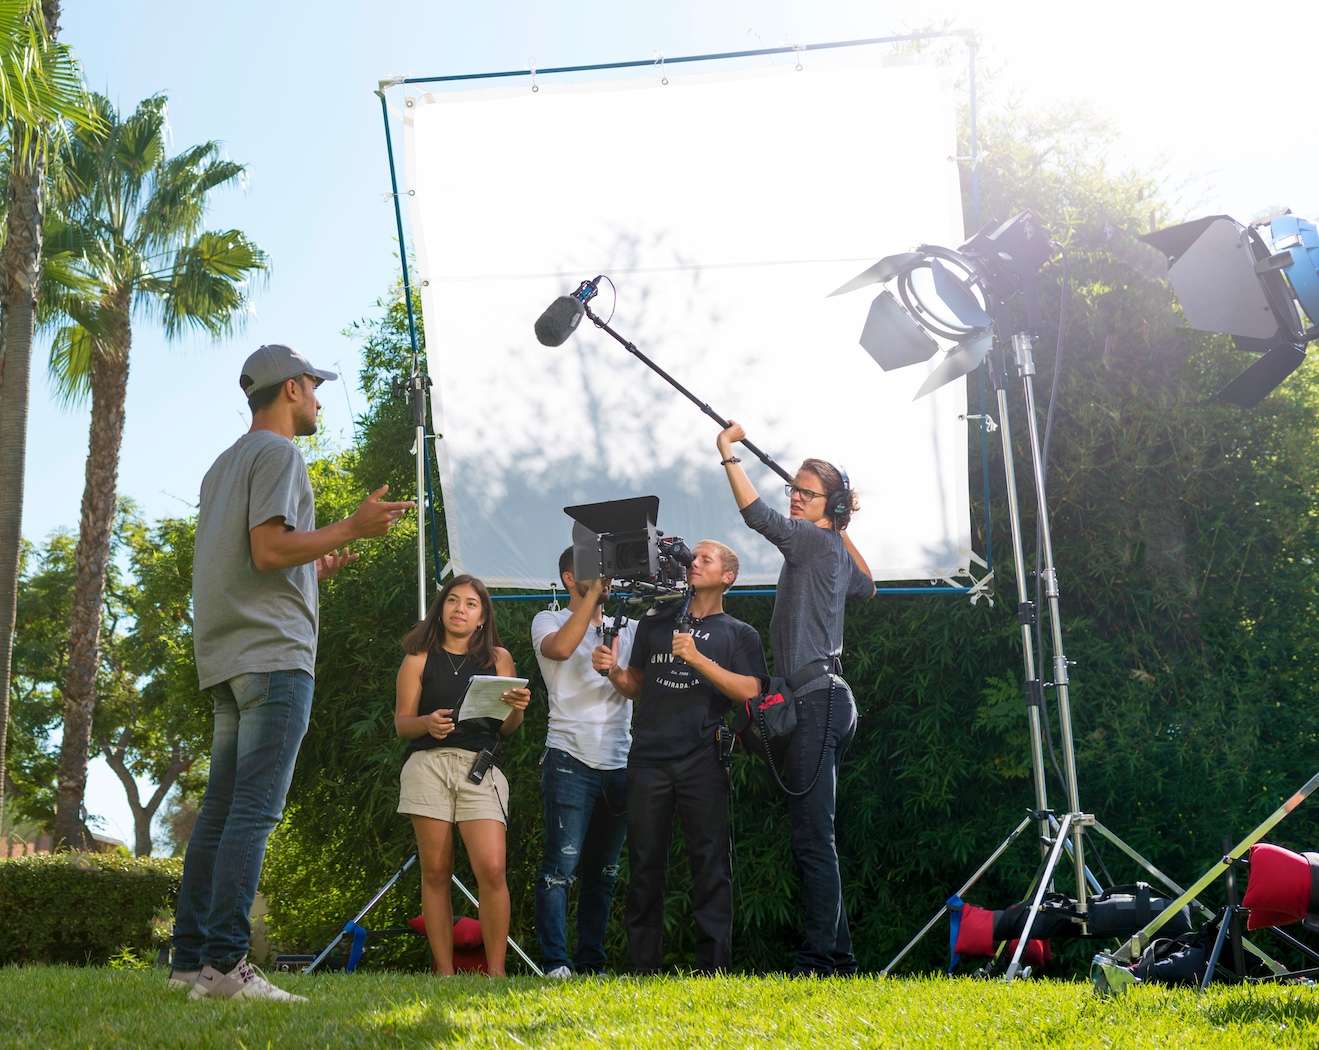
[607, 540, 767, 973]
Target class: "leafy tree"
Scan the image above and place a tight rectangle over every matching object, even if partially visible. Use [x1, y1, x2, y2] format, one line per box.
[102, 513, 208, 856]
[43, 93, 267, 847]
[0, 0, 100, 839]
[6, 508, 209, 855]
[5, 536, 66, 834]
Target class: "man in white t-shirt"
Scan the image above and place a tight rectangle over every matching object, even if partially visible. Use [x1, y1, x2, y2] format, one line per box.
[530, 547, 636, 977]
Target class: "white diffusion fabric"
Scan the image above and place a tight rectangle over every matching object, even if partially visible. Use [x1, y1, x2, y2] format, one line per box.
[403, 64, 973, 587]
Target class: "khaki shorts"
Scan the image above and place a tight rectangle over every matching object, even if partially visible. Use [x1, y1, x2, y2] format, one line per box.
[398, 747, 509, 825]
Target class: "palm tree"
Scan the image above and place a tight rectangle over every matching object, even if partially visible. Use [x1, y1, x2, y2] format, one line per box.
[0, 0, 98, 835]
[47, 93, 268, 847]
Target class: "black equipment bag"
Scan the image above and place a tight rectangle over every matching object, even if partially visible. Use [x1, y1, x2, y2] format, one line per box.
[1128, 928, 1211, 986]
[1085, 883, 1192, 939]
[992, 883, 1191, 942]
[732, 676, 796, 762]
[731, 658, 838, 797]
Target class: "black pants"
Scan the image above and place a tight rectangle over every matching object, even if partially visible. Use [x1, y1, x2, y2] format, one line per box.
[786, 680, 858, 974]
[625, 744, 732, 973]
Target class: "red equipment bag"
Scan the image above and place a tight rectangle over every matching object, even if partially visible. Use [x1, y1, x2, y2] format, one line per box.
[1241, 843, 1319, 931]
[408, 913, 488, 972]
[952, 901, 1051, 968]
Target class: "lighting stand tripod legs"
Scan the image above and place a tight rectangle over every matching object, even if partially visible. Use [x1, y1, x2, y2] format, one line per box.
[1005, 812, 1075, 980]
[307, 853, 419, 973]
[881, 815, 1035, 975]
[304, 853, 544, 977]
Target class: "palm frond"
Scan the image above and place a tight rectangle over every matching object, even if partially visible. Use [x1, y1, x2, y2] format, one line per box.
[46, 320, 95, 408]
[34, 215, 100, 326]
[156, 229, 269, 338]
[0, 0, 102, 147]
[44, 93, 268, 357]
[137, 144, 236, 249]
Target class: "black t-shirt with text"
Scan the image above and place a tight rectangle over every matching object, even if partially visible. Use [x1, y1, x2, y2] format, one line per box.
[626, 607, 768, 764]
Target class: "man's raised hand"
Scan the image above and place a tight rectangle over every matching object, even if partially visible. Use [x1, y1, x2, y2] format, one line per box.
[351, 484, 415, 538]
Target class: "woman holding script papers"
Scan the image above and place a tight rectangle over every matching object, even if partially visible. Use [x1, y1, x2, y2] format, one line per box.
[395, 574, 532, 976]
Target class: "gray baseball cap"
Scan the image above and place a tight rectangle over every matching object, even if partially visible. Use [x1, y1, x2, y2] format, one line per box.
[239, 344, 337, 396]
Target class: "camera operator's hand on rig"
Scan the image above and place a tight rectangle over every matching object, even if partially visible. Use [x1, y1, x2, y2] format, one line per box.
[671, 630, 703, 669]
[592, 638, 619, 674]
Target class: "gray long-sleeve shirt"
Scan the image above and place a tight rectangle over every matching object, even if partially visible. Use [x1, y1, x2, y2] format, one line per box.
[740, 497, 876, 694]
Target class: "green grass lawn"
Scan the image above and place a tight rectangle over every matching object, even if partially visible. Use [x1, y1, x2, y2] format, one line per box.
[2, 967, 1318, 1048]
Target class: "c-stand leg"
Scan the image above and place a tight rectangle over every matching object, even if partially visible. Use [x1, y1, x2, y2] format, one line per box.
[881, 814, 1035, 975]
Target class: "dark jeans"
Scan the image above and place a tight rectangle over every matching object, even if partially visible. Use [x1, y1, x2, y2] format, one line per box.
[172, 670, 313, 972]
[625, 744, 731, 973]
[534, 748, 629, 973]
[787, 680, 858, 975]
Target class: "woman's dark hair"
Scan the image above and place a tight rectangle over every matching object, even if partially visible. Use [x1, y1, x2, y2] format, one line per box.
[799, 457, 860, 531]
[401, 574, 501, 668]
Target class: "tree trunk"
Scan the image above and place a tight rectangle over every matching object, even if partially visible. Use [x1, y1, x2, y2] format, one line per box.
[0, 0, 62, 844]
[52, 298, 131, 849]
[103, 735, 191, 858]
[0, 185, 49, 831]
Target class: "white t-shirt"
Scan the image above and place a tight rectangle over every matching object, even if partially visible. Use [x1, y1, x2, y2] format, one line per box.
[531, 607, 637, 770]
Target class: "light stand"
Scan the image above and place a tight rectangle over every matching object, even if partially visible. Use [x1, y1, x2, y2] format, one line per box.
[864, 220, 1286, 980]
[403, 366, 432, 615]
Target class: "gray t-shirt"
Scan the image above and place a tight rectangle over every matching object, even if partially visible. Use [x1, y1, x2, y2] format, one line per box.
[741, 497, 876, 694]
[193, 431, 318, 689]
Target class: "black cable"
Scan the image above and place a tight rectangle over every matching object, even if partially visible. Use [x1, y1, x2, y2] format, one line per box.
[599, 273, 618, 325]
[760, 679, 834, 798]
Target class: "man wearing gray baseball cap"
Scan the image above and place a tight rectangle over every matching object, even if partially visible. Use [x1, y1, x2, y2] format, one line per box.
[171, 344, 414, 1002]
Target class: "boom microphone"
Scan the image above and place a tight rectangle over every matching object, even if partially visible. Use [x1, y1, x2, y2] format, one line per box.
[534, 277, 602, 347]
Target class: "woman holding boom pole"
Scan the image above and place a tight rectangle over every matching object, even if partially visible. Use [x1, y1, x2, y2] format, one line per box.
[716, 421, 876, 976]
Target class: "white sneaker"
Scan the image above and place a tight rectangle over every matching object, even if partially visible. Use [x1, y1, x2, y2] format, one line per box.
[188, 958, 307, 1002]
[167, 968, 201, 990]
[545, 965, 572, 979]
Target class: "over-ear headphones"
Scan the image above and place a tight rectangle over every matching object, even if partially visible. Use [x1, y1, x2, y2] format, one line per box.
[827, 466, 851, 524]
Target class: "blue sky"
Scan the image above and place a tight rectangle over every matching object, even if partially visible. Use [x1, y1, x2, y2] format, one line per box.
[22, 0, 1319, 843]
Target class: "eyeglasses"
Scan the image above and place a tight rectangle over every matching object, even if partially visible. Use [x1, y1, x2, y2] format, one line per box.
[784, 483, 827, 502]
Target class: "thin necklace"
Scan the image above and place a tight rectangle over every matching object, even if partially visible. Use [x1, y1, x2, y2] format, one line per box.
[442, 649, 467, 676]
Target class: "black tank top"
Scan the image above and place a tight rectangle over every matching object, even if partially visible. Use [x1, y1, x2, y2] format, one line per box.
[405, 649, 503, 758]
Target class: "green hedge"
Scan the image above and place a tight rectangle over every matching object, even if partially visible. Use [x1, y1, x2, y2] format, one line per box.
[0, 852, 182, 965]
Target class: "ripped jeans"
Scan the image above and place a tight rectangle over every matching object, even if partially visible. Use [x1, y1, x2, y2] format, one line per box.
[534, 748, 628, 973]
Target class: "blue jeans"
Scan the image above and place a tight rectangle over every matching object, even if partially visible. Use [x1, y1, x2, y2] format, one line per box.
[172, 670, 313, 972]
[534, 748, 628, 973]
